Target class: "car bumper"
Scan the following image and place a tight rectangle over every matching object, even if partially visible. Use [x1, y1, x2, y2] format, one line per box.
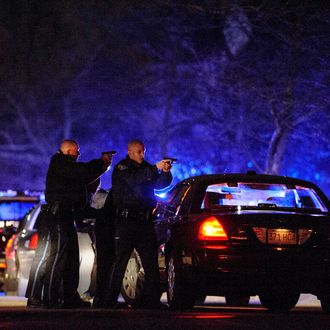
[189, 246, 330, 295]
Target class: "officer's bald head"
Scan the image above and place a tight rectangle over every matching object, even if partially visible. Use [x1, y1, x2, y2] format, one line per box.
[128, 139, 145, 164]
[60, 139, 80, 160]
[128, 139, 144, 151]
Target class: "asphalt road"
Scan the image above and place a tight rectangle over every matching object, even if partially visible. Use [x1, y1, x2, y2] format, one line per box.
[0, 295, 328, 330]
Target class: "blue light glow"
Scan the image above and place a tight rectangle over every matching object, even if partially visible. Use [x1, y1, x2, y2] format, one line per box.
[0, 202, 37, 221]
[154, 185, 173, 199]
[1, 3, 329, 201]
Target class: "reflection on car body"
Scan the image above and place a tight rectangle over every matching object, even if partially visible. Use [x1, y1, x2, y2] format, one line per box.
[122, 172, 330, 313]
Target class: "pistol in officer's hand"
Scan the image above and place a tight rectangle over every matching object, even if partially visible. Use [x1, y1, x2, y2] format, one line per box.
[156, 157, 177, 172]
[162, 157, 177, 164]
[101, 150, 116, 168]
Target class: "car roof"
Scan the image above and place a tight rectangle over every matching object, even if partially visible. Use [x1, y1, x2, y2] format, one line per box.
[181, 173, 319, 189]
[0, 196, 39, 202]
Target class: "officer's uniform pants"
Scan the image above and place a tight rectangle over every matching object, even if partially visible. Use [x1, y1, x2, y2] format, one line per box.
[105, 216, 160, 306]
[43, 220, 80, 305]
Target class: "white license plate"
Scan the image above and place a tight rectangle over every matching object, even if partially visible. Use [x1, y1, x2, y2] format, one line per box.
[268, 229, 297, 245]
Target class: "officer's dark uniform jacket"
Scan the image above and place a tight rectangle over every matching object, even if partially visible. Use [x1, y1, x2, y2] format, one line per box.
[45, 151, 106, 216]
[111, 155, 172, 213]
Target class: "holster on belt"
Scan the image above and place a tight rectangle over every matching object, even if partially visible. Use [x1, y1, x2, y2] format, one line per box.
[116, 208, 152, 221]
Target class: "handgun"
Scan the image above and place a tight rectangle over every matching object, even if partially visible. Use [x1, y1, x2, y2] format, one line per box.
[162, 157, 177, 164]
[102, 150, 117, 156]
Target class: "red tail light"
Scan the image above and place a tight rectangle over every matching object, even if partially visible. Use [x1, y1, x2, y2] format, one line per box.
[198, 217, 228, 241]
[28, 232, 38, 250]
[5, 234, 17, 260]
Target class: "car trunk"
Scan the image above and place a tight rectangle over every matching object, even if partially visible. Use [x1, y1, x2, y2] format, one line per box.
[192, 210, 330, 276]
[217, 210, 330, 248]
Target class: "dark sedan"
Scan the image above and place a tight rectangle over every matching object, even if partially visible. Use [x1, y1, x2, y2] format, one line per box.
[122, 172, 330, 312]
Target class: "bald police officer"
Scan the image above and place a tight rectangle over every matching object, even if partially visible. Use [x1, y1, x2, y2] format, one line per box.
[42, 139, 111, 308]
[105, 139, 172, 309]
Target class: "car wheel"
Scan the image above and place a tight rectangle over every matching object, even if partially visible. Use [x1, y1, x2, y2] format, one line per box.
[259, 289, 300, 312]
[225, 294, 250, 307]
[121, 250, 145, 306]
[166, 253, 195, 310]
[320, 294, 330, 314]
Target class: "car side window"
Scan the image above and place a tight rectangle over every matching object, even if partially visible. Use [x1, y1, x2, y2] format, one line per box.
[169, 184, 191, 216]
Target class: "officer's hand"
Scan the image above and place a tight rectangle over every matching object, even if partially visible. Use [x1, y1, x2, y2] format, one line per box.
[162, 161, 172, 172]
[101, 153, 112, 168]
[156, 160, 172, 172]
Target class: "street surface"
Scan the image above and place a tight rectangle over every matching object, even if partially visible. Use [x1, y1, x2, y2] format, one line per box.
[0, 294, 328, 330]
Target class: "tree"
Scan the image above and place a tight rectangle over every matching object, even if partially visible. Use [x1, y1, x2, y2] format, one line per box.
[0, 0, 110, 188]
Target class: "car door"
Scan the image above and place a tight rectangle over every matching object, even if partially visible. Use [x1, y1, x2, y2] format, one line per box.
[155, 183, 191, 280]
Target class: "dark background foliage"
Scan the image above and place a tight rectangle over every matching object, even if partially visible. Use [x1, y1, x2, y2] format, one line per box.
[0, 0, 329, 196]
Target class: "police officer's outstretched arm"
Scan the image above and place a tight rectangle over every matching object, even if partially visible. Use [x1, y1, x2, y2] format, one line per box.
[52, 142, 111, 185]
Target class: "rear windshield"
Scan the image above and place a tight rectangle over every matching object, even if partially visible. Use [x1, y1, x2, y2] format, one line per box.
[201, 183, 328, 212]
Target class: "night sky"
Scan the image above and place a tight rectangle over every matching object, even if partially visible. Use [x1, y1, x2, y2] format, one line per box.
[0, 0, 329, 196]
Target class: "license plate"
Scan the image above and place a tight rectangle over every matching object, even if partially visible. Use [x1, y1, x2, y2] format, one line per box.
[268, 229, 297, 245]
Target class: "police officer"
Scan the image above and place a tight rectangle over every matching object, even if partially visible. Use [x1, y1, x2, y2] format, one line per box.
[43, 139, 111, 308]
[105, 139, 172, 309]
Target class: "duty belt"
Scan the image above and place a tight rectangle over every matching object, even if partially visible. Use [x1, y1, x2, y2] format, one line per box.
[118, 208, 151, 219]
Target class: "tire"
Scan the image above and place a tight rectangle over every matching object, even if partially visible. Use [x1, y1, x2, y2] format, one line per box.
[121, 250, 145, 306]
[225, 294, 250, 307]
[320, 294, 330, 314]
[259, 289, 300, 312]
[166, 253, 195, 310]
